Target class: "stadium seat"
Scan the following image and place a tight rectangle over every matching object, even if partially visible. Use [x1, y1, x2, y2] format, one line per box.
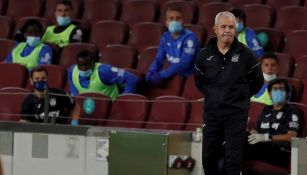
[160, 0, 196, 24]
[100, 44, 138, 69]
[14, 16, 51, 33]
[280, 76, 303, 103]
[90, 20, 128, 50]
[44, 0, 83, 21]
[283, 30, 307, 62]
[82, 0, 120, 24]
[198, 2, 233, 40]
[293, 55, 307, 80]
[275, 6, 307, 40]
[145, 95, 189, 130]
[136, 46, 159, 74]
[0, 63, 28, 88]
[128, 22, 165, 52]
[243, 4, 274, 28]
[254, 27, 284, 52]
[197, 0, 224, 5]
[26, 64, 67, 91]
[228, 0, 264, 9]
[0, 87, 30, 121]
[0, 39, 16, 62]
[275, 52, 294, 77]
[120, 0, 158, 28]
[248, 101, 265, 130]
[0, 0, 7, 15]
[74, 93, 111, 126]
[181, 75, 203, 100]
[59, 43, 98, 70]
[5, 0, 43, 22]
[105, 94, 149, 128]
[265, 0, 302, 12]
[0, 15, 13, 39]
[185, 99, 203, 131]
[184, 24, 207, 47]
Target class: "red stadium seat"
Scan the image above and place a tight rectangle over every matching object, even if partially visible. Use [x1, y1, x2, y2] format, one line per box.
[229, 0, 264, 9]
[283, 30, 307, 62]
[184, 24, 207, 47]
[136, 46, 159, 74]
[293, 55, 307, 81]
[145, 96, 189, 130]
[105, 94, 149, 128]
[0, 39, 16, 62]
[0, 63, 28, 88]
[280, 77, 303, 103]
[254, 27, 284, 52]
[0, 16, 13, 39]
[0, 0, 7, 15]
[275, 52, 294, 77]
[5, 0, 43, 22]
[266, 0, 302, 11]
[185, 99, 203, 131]
[181, 75, 203, 100]
[243, 4, 274, 28]
[248, 101, 265, 130]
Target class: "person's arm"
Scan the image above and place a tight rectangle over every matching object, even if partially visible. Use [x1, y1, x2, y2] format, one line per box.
[246, 29, 264, 58]
[67, 65, 79, 96]
[246, 51, 264, 97]
[194, 48, 207, 94]
[20, 96, 33, 122]
[38, 44, 53, 65]
[4, 44, 18, 63]
[98, 65, 139, 94]
[148, 36, 167, 73]
[159, 35, 199, 79]
[69, 27, 83, 43]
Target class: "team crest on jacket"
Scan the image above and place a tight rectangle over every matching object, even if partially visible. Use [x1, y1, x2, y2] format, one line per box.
[231, 54, 239, 62]
[49, 98, 56, 107]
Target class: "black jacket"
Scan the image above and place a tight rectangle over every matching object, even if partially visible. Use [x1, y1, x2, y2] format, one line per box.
[194, 37, 264, 116]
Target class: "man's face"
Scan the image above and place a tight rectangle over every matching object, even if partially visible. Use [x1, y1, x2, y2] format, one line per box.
[165, 10, 182, 27]
[261, 58, 279, 75]
[55, 4, 71, 18]
[24, 25, 41, 37]
[77, 57, 92, 71]
[31, 71, 47, 85]
[214, 15, 236, 45]
[269, 83, 287, 97]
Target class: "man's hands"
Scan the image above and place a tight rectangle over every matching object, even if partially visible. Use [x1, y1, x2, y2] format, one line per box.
[248, 133, 271, 144]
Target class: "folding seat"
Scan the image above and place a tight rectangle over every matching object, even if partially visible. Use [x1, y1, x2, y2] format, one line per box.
[254, 27, 283, 52]
[184, 24, 207, 47]
[100, 44, 138, 69]
[136, 46, 159, 74]
[243, 4, 274, 28]
[275, 6, 307, 40]
[228, 0, 264, 9]
[0, 39, 16, 62]
[0, 0, 7, 15]
[160, 0, 196, 24]
[145, 95, 189, 130]
[274, 52, 294, 77]
[26, 64, 67, 91]
[90, 20, 129, 51]
[5, 0, 43, 22]
[0, 63, 28, 88]
[144, 75, 184, 99]
[128, 22, 165, 53]
[14, 16, 51, 33]
[265, 0, 302, 12]
[120, 0, 158, 28]
[74, 92, 111, 126]
[181, 75, 203, 100]
[0, 16, 13, 39]
[44, 0, 83, 21]
[280, 77, 303, 103]
[184, 99, 203, 131]
[105, 94, 149, 128]
[59, 43, 98, 70]
[198, 2, 233, 40]
[82, 0, 120, 25]
[293, 55, 307, 80]
[283, 30, 307, 62]
[0, 87, 30, 121]
[248, 101, 265, 130]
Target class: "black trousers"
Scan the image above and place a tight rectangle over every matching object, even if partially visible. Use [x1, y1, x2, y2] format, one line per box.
[202, 112, 248, 175]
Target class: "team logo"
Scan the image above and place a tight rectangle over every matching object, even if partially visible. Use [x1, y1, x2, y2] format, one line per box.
[111, 67, 118, 72]
[292, 114, 298, 122]
[276, 112, 283, 119]
[187, 40, 194, 48]
[49, 98, 56, 107]
[206, 56, 213, 61]
[231, 54, 239, 62]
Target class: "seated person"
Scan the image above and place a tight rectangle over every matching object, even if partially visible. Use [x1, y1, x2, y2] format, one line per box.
[67, 50, 139, 100]
[245, 78, 301, 168]
[230, 8, 264, 58]
[251, 52, 279, 105]
[5, 19, 53, 70]
[146, 7, 200, 85]
[41, 0, 83, 48]
[21, 66, 80, 125]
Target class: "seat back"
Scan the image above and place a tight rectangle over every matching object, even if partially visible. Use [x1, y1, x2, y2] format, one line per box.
[185, 100, 203, 131]
[6, 0, 43, 22]
[181, 75, 203, 100]
[184, 24, 207, 47]
[136, 46, 159, 74]
[275, 52, 294, 77]
[0, 16, 13, 39]
[228, 0, 263, 9]
[293, 55, 307, 81]
[280, 77, 303, 103]
[266, 0, 302, 11]
[160, 0, 196, 24]
[0, 39, 16, 62]
[0, 63, 28, 88]
[244, 4, 274, 28]
[254, 27, 284, 52]
[283, 30, 307, 62]
[248, 101, 265, 130]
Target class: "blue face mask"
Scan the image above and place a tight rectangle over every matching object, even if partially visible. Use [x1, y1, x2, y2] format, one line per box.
[168, 21, 183, 33]
[271, 89, 286, 105]
[26, 36, 41, 47]
[56, 16, 71, 26]
[79, 69, 93, 78]
[33, 81, 48, 92]
[236, 22, 244, 33]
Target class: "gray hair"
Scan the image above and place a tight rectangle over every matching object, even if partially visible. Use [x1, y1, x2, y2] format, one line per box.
[214, 11, 236, 25]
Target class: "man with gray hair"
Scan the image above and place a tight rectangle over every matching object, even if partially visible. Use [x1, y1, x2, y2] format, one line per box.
[194, 11, 263, 175]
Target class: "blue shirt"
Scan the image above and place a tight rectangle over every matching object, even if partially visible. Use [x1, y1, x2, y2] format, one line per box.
[5, 43, 53, 67]
[148, 29, 201, 79]
[244, 27, 264, 58]
[67, 64, 139, 96]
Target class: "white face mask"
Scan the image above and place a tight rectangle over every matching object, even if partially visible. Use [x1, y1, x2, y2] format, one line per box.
[263, 73, 277, 82]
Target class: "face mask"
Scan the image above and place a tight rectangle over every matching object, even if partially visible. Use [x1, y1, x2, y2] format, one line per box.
[79, 69, 93, 78]
[263, 73, 277, 82]
[56, 16, 71, 26]
[33, 81, 48, 92]
[236, 22, 244, 33]
[271, 89, 286, 105]
[168, 21, 183, 33]
[26, 36, 41, 47]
